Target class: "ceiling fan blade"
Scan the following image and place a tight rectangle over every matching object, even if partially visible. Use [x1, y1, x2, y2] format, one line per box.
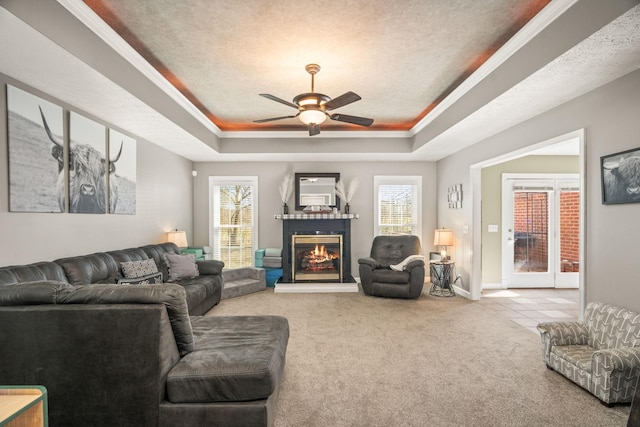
[324, 91, 361, 110]
[259, 94, 298, 109]
[330, 113, 374, 127]
[308, 124, 321, 136]
[253, 115, 298, 123]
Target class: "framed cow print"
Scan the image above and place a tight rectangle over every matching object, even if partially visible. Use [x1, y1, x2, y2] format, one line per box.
[601, 146, 640, 205]
[69, 112, 107, 214]
[7, 85, 65, 213]
[108, 128, 136, 215]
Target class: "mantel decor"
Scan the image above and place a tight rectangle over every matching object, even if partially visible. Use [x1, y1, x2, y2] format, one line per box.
[335, 178, 359, 214]
[295, 172, 340, 211]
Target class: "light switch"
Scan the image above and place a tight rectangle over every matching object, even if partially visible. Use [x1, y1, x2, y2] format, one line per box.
[462, 225, 469, 234]
[488, 224, 499, 233]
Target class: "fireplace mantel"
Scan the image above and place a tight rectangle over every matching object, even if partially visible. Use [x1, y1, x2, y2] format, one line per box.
[274, 213, 359, 220]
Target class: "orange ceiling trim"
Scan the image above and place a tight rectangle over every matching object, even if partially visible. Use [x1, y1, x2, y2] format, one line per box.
[83, 0, 224, 126]
[412, 0, 551, 127]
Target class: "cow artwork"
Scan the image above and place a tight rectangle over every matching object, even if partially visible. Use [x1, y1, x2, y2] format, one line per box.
[40, 108, 122, 213]
[601, 147, 640, 205]
[7, 86, 64, 213]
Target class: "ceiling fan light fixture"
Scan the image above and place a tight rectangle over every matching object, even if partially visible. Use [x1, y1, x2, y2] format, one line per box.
[299, 108, 327, 125]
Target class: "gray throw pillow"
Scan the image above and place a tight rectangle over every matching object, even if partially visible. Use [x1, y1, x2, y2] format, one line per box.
[164, 253, 199, 282]
[121, 259, 159, 278]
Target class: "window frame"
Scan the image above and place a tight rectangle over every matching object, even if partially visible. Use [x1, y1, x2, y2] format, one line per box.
[209, 176, 259, 268]
[373, 175, 422, 237]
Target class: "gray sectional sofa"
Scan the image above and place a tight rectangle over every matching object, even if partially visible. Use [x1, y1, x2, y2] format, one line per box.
[0, 243, 289, 426]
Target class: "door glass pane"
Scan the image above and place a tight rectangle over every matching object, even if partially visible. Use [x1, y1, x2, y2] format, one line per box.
[559, 190, 580, 273]
[513, 192, 549, 273]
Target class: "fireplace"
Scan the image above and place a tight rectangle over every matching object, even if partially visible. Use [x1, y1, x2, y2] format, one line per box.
[277, 214, 356, 285]
[292, 235, 343, 282]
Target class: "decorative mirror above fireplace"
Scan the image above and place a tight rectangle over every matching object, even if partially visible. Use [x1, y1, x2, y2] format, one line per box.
[295, 172, 341, 211]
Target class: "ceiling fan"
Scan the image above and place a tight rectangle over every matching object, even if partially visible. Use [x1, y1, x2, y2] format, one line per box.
[254, 64, 374, 136]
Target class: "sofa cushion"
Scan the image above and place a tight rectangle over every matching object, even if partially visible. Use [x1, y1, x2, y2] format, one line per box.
[140, 243, 181, 280]
[551, 345, 595, 372]
[371, 268, 411, 284]
[0, 281, 72, 305]
[54, 253, 120, 285]
[166, 315, 289, 403]
[56, 283, 194, 356]
[584, 302, 640, 350]
[164, 253, 199, 282]
[0, 262, 68, 285]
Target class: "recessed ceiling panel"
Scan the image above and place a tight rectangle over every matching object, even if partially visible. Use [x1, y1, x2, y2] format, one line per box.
[83, 0, 550, 132]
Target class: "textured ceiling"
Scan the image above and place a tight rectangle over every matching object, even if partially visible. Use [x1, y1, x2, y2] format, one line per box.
[2, 1, 639, 161]
[82, 0, 550, 132]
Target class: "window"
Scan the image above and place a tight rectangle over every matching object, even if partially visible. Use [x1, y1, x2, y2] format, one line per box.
[374, 176, 422, 236]
[209, 176, 258, 268]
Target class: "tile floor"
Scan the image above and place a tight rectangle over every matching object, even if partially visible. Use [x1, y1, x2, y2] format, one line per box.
[479, 288, 579, 334]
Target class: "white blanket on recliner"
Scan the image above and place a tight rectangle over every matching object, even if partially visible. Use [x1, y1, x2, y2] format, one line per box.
[390, 255, 424, 271]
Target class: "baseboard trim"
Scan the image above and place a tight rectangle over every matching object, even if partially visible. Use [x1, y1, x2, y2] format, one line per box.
[481, 283, 504, 290]
[452, 284, 471, 299]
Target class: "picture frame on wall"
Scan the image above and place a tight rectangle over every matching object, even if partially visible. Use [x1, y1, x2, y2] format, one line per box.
[108, 129, 136, 214]
[600, 146, 640, 205]
[7, 85, 65, 213]
[69, 111, 107, 214]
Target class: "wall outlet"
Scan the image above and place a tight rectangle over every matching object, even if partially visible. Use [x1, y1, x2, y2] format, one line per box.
[462, 225, 469, 234]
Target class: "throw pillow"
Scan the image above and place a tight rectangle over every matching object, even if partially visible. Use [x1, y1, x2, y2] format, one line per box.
[121, 259, 159, 279]
[117, 272, 164, 285]
[164, 253, 199, 282]
[390, 255, 425, 271]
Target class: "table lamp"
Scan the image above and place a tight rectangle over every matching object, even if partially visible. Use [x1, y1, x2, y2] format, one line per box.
[433, 228, 454, 260]
[167, 229, 188, 248]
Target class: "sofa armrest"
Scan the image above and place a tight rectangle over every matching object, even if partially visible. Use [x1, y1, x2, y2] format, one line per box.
[537, 321, 589, 364]
[358, 257, 380, 269]
[593, 347, 640, 372]
[196, 259, 224, 275]
[405, 259, 425, 272]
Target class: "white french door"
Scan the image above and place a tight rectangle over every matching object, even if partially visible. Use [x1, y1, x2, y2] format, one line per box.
[502, 174, 579, 288]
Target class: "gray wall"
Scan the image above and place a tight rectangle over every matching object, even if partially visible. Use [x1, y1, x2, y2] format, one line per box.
[0, 77, 194, 266]
[437, 69, 640, 311]
[192, 161, 437, 276]
[481, 155, 580, 284]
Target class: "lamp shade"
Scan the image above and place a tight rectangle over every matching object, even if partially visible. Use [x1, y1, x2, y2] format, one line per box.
[433, 228, 454, 247]
[167, 230, 188, 248]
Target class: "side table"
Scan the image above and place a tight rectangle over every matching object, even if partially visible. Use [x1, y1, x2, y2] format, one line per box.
[0, 386, 48, 427]
[429, 261, 456, 297]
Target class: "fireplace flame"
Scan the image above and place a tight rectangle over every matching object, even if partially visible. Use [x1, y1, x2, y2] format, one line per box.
[311, 244, 337, 263]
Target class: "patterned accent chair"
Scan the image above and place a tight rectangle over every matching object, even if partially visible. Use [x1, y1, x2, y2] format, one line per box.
[538, 302, 640, 405]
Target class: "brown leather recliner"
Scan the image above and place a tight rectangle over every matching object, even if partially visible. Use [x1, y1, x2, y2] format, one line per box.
[358, 235, 425, 299]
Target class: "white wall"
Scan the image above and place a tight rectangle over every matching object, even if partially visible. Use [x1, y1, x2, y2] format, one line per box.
[437, 69, 640, 311]
[192, 161, 437, 276]
[0, 77, 194, 266]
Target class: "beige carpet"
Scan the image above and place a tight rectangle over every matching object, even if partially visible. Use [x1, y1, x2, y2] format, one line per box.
[206, 289, 631, 426]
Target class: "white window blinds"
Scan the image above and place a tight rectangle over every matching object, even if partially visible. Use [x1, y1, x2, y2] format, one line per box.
[211, 177, 258, 269]
[374, 176, 421, 236]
